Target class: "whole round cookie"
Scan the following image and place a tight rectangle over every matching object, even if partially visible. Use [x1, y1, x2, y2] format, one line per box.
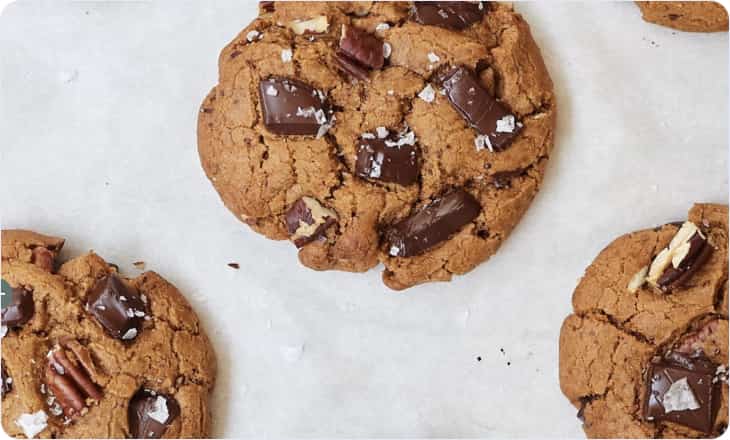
[636, 1, 729, 32]
[198, 1, 555, 290]
[559, 204, 729, 438]
[1, 230, 216, 438]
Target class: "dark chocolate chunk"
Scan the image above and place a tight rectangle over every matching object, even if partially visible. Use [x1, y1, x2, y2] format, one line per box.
[334, 52, 370, 81]
[644, 352, 721, 433]
[339, 25, 384, 70]
[440, 66, 522, 152]
[355, 129, 420, 185]
[258, 77, 331, 136]
[128, 389, 181, 439]
[1, 279, 34, 328]
[386, 189, 481, 257]
[412, 1, 485, 30]
[2, 361, 11, 398]
[86, 274, 147, 341]
[285, 197, 337, 248]
[492, 168, 526, 189]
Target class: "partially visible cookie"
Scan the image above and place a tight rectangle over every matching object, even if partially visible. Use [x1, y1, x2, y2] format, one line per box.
[198, 1, 556, 290]
[636, 1, 729, 32]
[1, 230, 216, 438]
[559, 204, 729, 438]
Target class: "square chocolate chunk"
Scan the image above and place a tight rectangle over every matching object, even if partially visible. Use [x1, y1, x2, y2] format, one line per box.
[644, 352, 720, 433]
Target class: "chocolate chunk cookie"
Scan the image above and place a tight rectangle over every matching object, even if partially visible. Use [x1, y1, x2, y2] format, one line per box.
[559, 204, 729, 438]
[197, 1, 555, 290]
[636, 1, 729, 32]
[1, 230, 216, 438]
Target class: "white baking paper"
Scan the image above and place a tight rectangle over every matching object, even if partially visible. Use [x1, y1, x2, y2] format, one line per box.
[0, 2, 727, 437]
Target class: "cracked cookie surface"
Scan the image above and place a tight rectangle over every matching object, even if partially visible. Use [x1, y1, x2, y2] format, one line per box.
[1, 230, 216, 438]
[197, 1, 555, 290]
[559, 204, 729, 438]
[636, 1, 729, 32]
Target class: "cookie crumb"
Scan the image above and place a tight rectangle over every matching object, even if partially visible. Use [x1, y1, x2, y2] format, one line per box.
[227, 263, 240, 269]
[132, 261, 146, 270]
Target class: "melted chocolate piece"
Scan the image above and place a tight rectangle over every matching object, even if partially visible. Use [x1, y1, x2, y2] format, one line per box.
[645, 352, 721, 433]
[355, 131, 420, 185]
[1, 279, 34, 328]
[412, 1, 485, 30]
[386, 189, 481, 257]
[440, 66, 521, 152]
[86, 274, 147, 341]
[285, 197, 338, 248]
[339, 25, 384, 70]
[128, 389, 181, 439]
[1, 361, 11, 398]
[259, 77, 330, 136]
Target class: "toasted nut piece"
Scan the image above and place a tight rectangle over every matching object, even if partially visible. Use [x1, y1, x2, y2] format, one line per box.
[288, 15, 329, 35]
[627, 265, 648, 293]
[647, 221, 711, 293]
[31, 247, 55, 272]
[45, 343, 103, 418]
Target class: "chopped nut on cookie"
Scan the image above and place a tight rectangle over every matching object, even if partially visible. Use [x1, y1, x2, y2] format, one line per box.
[285, 197, 338, 248]
[287, 15, 329, 35]
[31, 246, 56, 272]
[46, 343, 103, 418]
[646, 221, 712, 293]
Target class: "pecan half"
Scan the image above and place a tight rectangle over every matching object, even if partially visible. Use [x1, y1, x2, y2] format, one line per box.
[31, 247, 56, 272]
[45, 342, 102, 418]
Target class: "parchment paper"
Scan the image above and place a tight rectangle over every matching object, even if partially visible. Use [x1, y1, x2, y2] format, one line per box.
[0, 1, 727, 437]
